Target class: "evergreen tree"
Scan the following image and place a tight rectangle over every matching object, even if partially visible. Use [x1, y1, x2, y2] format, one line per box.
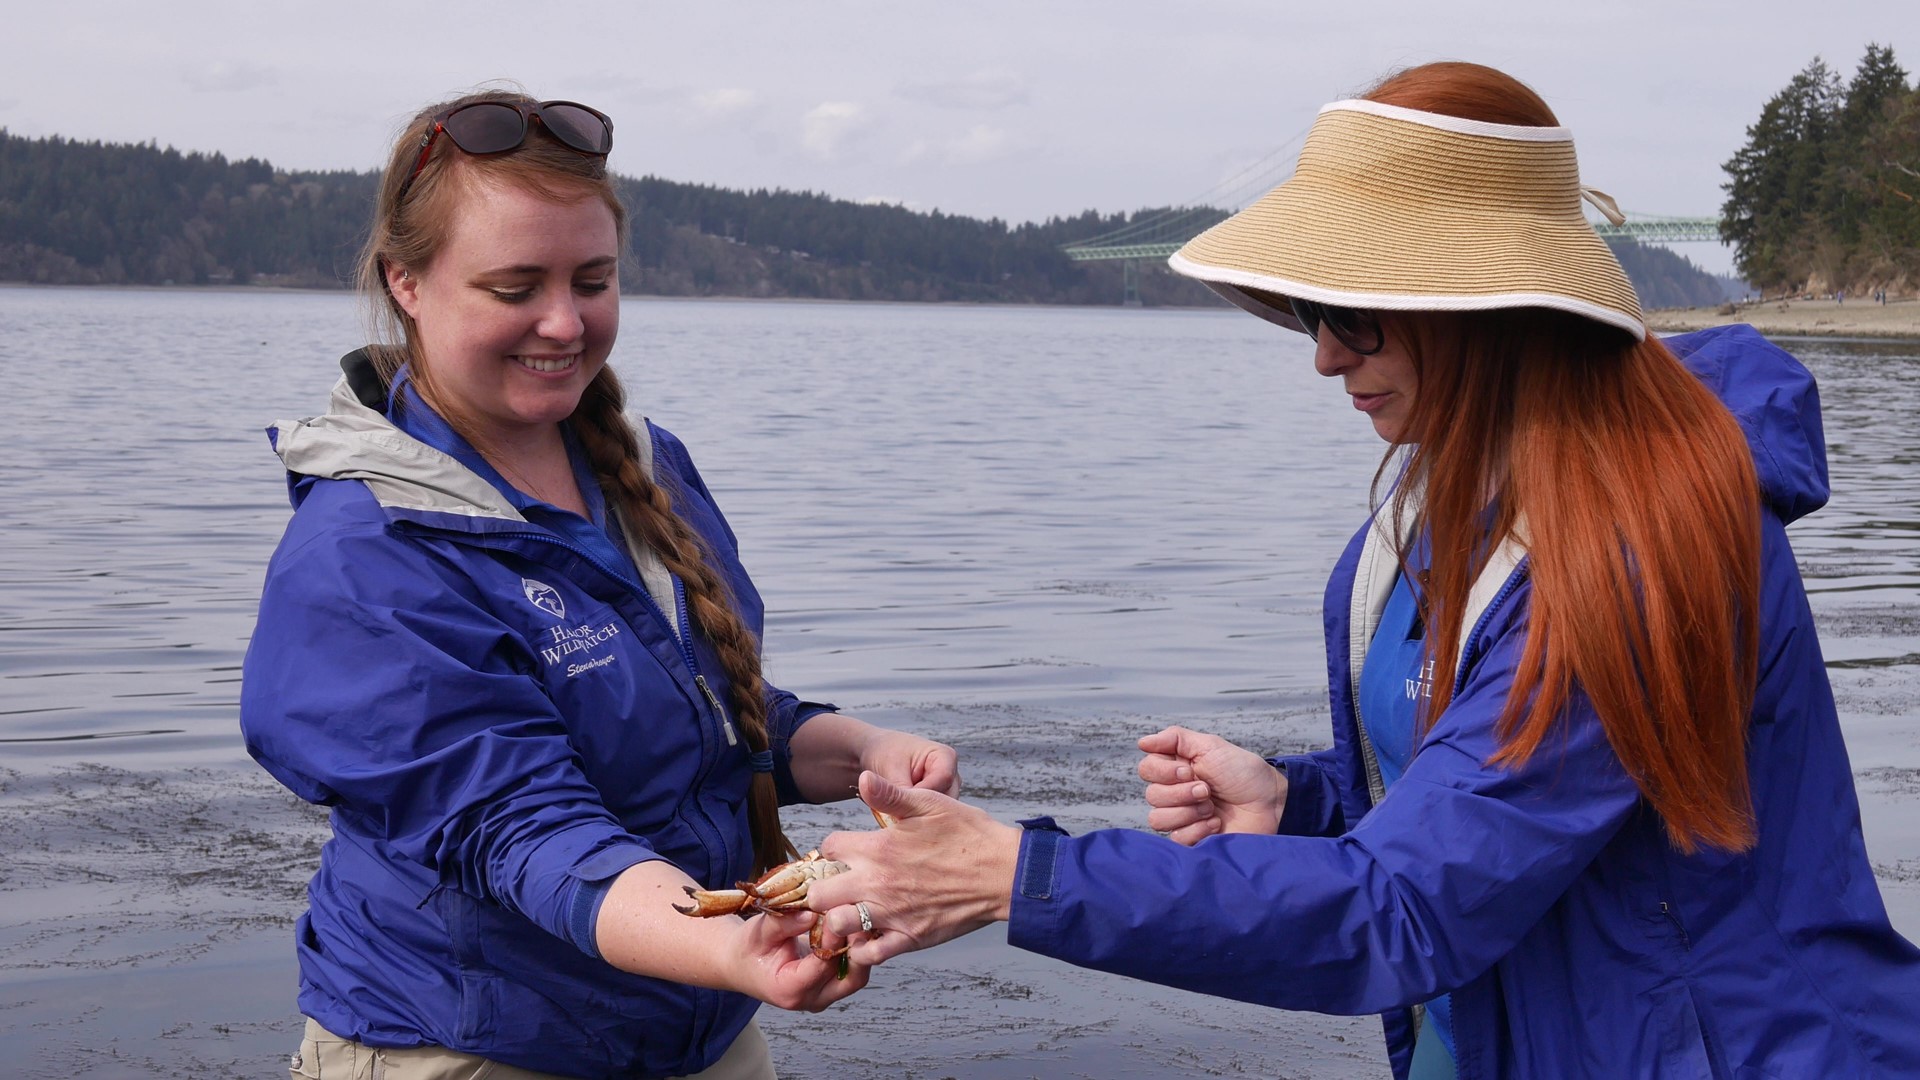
[1722, 46, 1919, 291]
[1721, 57, 1842, 286]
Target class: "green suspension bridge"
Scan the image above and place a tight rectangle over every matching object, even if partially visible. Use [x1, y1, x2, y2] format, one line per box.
[1063, 128, 1721, 302]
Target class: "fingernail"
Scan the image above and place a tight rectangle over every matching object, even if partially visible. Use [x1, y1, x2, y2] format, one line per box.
[1191, 783, 1207, 799]
[1176, 766, 1192, 781]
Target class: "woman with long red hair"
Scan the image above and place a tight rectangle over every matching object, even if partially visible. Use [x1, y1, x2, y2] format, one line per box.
[799, 62, 1920, 1077]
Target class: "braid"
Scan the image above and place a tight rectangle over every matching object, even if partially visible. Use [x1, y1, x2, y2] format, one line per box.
[572, 371, 799, 875]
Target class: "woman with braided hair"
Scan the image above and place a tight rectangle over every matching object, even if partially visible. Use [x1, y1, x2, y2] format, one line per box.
[239, 89, 955, 1080]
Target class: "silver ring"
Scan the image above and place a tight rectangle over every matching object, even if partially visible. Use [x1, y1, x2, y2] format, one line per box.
[855, 901, 875, 934]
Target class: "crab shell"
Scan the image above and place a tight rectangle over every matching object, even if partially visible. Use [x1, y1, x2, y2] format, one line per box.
[671, 850, 851, 918]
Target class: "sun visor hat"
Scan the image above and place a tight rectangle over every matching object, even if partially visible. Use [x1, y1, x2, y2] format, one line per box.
[1169, 99, 1646, 341]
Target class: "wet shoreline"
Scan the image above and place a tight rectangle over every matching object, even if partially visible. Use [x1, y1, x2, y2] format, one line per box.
[0, 701, 1396, 1079]
[5, 660, 1916, 1076]
[1647, 296, 1920, 339]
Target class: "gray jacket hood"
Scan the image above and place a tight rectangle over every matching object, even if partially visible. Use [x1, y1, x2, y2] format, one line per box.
[269, 377, 526, 522]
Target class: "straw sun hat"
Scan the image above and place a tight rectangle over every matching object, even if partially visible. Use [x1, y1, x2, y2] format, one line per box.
[1169, 99, 1646, 341]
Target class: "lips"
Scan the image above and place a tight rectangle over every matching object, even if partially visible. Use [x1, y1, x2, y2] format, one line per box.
[1350, 392, 1391, 413]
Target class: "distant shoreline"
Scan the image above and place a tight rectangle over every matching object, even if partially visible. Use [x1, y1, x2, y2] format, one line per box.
[1648, 297, 1920, 341]
[11, 281, 1918, 339]
[0, 280, 1230, 313]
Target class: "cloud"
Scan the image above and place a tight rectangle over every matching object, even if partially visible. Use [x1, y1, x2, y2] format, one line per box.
[945, 124, 1014, 165]
[900, 124, 1019, 168]
[897, 69, 1029, 111]
[694, 87, 758, 118]
[800, 101, 871, 160]
[183, 61, 277, 94]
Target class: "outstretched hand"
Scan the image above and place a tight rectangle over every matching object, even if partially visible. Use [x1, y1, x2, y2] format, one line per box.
[785, 714, 961, 804]
[859, 727, 961, 798]
[805, 771, 1020, 966]
[593, 860, 868, 1013]
[1136, 726, 1288, 844]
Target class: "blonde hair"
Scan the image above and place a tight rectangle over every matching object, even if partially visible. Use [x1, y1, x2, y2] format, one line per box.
[357, 90, 798, 873]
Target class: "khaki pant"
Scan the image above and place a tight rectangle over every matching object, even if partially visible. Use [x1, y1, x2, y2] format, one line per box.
[289, 1016, 775, 1080]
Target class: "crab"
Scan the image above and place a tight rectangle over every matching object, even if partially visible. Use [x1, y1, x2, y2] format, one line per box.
[672, 806, 894, 965]
[670, 848, 853, 922]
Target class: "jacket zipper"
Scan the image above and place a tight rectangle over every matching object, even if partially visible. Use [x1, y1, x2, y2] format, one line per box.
[1452, 556, 1529, 691]
[646, 429, 742, 751]
[695, 675, 737, 746]
[672, 576, 738, 747]
[1659, 901, 1691, 949]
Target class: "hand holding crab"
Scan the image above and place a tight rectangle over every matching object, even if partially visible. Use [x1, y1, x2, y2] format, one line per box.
[803, 771, 1022, 967]
[673, 804, 896, 967]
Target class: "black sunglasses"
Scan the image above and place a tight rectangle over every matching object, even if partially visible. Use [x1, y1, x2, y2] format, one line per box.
[398, 100, 613, 201]
[1291, 298, 1384, 356]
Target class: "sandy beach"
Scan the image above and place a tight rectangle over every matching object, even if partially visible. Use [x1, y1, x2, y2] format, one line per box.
[1648, 296, 1920, 339]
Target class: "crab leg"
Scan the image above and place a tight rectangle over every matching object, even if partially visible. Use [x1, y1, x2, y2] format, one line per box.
[809, 919, 850, 961]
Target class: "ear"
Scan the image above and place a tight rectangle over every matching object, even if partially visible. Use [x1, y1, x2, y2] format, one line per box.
[385, 261, 423, 320]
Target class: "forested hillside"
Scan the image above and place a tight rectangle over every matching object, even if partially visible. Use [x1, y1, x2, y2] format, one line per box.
[2, 128, 1727, 309]
[0, 133, 373, 287]
[1607, 238, 1735, 308]
[0, 130, 1212, 304]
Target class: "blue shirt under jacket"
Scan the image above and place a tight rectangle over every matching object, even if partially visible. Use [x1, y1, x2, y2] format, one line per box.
[1006, 325, 1920, 1078]
[240, 374, 833, 1080]
[1359, 569, 1456, 1068]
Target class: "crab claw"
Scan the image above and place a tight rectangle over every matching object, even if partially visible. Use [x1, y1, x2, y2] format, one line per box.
[672, 886, 751, 917]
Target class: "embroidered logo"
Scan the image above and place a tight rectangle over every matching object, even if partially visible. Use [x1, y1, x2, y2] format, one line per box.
[542, 622, 622, 667]
[522, 578, 566, 620]
[1405, 656, 1436, 702]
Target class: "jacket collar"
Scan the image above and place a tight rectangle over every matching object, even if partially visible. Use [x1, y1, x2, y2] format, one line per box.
[268, 377, 525, 523]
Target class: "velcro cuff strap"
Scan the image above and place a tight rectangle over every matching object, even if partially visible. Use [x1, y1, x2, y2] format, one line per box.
[1015, 816, 1069, 901]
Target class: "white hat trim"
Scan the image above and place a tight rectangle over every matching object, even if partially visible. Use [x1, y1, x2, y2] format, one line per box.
[1168, 251, 1648, 342]
[1318, 99, 1575, 143]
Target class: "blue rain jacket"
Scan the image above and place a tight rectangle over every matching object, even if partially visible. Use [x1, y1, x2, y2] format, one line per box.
[240, 374, 831, 1079]
[1007, 326, 1920, 1078]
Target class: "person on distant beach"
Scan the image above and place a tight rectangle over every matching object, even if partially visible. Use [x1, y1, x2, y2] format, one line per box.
[801, 62, 1920, 1078]
[240, 89, 957, 1080]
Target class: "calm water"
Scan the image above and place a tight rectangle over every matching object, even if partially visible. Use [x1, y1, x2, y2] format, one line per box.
[2, 287, 1916, 1078]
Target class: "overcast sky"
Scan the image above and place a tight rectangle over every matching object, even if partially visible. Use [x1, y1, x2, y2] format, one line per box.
[8, 2, 1917, 277]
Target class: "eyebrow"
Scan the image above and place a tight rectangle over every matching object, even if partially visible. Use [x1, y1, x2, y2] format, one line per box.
[485, 255, 620, 275]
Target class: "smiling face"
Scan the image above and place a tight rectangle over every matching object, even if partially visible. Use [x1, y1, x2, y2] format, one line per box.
[387, 175, 620, 451]
[1312, 317, 1418, 443]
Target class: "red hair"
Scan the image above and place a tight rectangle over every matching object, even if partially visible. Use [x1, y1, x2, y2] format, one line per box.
[1366, 64, 1762, 854]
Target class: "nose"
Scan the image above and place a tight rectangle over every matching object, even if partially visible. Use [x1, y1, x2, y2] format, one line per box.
[535, 290, 585, 344]
[1312, 333, 1361, 378]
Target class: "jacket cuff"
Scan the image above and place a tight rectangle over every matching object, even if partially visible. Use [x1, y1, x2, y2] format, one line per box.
[1005, 817, 1070, 955]
[1270, 755, 1328, 836]
[771, 699, 838, 805]
[565, 876, 614, 959]
[555, 842, 664, 957]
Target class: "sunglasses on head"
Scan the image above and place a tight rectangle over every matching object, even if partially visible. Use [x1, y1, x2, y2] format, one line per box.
[398, 99, 614, 202]
[1290, 298, 1385, 356]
